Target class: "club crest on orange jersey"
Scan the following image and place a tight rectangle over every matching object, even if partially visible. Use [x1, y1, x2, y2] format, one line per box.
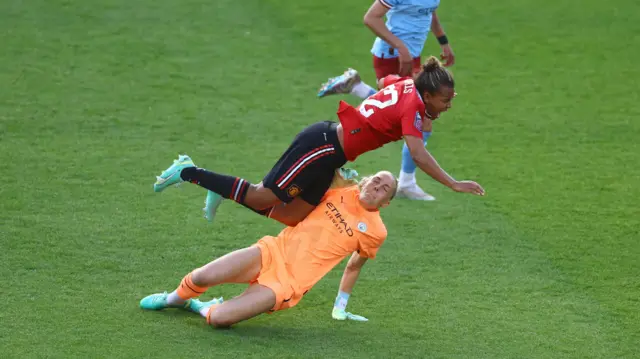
[287, 185, 301, 197]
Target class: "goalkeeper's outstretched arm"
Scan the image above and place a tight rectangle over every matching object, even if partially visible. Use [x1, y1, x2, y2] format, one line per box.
[332, 252, 369, 321]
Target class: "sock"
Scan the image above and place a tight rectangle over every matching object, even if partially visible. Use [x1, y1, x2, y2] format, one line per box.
[400, 131, 432, 184]
[175, 272, 209, 301]
[334, 290, 350, 310]
[398, 170, 416, 187]
[180, 167, 272, 216]
[200, 306, 215, 318]
[166, 291, 186, 306]
[181, 167, 248, 202]
[350, 82, 376, 99]
[400, 143, 418, 177]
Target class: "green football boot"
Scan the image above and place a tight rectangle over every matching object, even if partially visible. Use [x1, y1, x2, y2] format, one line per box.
[153, 155, 195, 192]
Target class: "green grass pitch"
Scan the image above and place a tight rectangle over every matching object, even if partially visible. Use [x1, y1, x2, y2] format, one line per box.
[1, 0, 639, 357]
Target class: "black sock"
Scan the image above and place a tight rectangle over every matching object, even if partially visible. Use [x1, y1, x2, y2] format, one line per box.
[180, 167, 242, 200]
[180, 167, 272, 216]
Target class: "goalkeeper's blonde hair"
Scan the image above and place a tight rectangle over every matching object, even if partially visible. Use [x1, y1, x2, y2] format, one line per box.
[329, 170, 359, 189]
[330, 169, 398, 201]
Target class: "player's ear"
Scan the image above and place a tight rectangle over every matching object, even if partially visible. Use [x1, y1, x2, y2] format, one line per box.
[424, 90, 433, 100]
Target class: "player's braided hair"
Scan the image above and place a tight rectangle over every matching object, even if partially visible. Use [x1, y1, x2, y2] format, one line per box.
[415, 56, 454, 95]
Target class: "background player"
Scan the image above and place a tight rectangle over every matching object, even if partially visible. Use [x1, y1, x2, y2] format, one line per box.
[140, 171, 396, 328]
[318, 0, 454, 201]
[153, 57, 483, 226]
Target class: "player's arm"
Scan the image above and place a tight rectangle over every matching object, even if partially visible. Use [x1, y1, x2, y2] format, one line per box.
[339, 252, 368, 294]
[430, 11, 455, 67]
[332, 252, 369, 322]
[405, 134, 456, 188]
[430, 11, 445, 37]
[363, 0, 413, 75]
[363, 1, 405, 52]
[405, 135, 484, 195]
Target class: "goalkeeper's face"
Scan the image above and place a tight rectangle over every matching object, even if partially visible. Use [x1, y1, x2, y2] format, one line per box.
[358, 171, 397, 210]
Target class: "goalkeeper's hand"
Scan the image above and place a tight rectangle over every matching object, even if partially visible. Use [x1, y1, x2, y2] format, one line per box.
[332, 307, 368, 322]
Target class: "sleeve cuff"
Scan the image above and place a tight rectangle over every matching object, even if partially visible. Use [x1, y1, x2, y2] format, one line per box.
[378, 0, 393, 9]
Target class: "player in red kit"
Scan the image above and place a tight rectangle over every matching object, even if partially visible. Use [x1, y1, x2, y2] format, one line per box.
[152, 56, 484, 226]
[338, 75, 427, 162]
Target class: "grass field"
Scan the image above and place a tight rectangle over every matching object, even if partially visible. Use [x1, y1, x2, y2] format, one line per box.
[2, 0, 639, 358]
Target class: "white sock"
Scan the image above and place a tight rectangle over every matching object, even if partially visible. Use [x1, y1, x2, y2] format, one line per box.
[398, 171, 416, 187]
[334, 291, 350, 310]
[199, 307, 209, 318]
[350, 82, 375, 99]
[166, 291, 186, 306]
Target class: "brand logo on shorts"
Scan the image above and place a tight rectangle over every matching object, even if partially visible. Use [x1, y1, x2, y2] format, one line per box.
[287, 184, 301, 197]
[357, 222, 367, 232]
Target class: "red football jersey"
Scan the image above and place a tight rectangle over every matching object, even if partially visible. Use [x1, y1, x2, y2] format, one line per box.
[336, 76, 426, 161]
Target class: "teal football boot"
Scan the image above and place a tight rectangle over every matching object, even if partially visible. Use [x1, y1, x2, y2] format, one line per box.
[153, 155, 195, 192]
[203, 191, 223, 222]
[318, 69, 361, 98]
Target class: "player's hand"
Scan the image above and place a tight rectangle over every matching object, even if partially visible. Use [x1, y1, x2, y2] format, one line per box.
[332, 307, 369, 322]
[440, 44, 455, 67]
[397, 46, 413, 77]
[452, 180, 485, 196]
